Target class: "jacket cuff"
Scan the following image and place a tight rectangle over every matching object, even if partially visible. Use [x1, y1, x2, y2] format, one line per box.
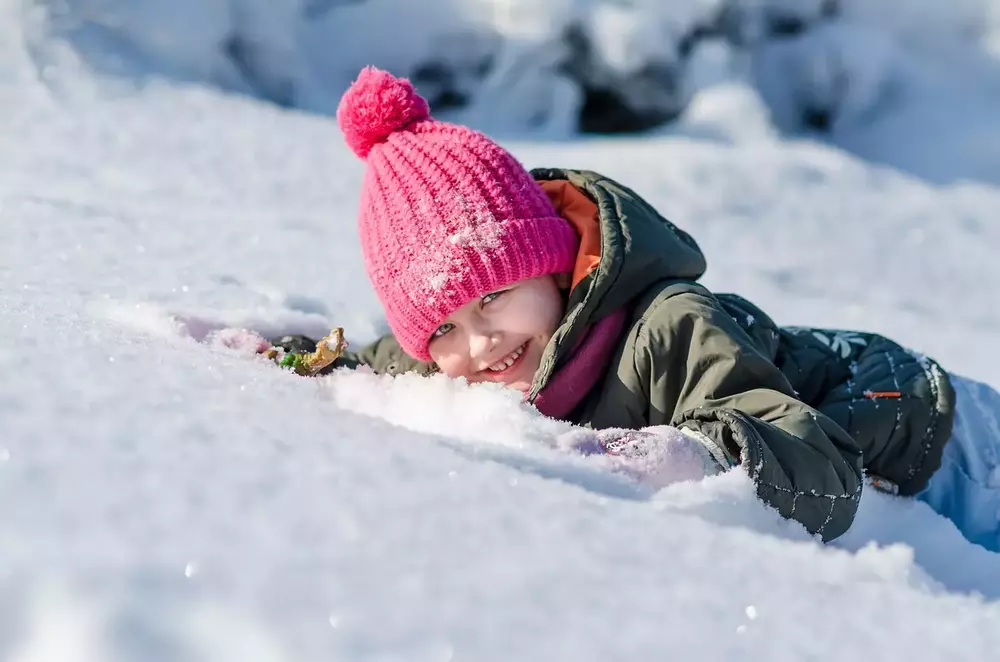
[678, 427, 736, 472]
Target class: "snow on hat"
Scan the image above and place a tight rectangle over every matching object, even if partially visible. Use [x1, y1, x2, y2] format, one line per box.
[337, 66, 579, 361]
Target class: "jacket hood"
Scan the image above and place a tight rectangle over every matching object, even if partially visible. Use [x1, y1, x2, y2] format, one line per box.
[528, 168, 707, 397]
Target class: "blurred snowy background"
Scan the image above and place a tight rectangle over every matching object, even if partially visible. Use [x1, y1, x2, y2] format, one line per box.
[24, 0, 1000, 183]
[3, 1, 1000, 661]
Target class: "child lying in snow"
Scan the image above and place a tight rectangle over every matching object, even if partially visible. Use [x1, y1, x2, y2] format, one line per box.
[265, 67, 1000, 551]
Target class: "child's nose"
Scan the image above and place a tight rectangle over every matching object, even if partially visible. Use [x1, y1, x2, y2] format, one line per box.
[468, 330, 499, 365]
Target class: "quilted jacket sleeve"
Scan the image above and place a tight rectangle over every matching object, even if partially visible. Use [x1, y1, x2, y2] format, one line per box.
[636, 290, 864, 541]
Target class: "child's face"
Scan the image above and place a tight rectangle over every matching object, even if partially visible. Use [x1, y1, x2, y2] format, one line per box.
[428, 275, 567, 392]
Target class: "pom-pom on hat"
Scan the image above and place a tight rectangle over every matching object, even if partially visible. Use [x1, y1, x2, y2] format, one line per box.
[337, 66, 579, 361]
[337, 67, 430, 158]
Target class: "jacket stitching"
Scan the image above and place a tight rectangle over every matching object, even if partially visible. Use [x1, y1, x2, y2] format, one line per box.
[906, 354, 944, 482]
[883, 352, 904, 449]
[722, 408, 860, 539]
[636, 293, 861, 537]
[845, 360, 858, 438]
[721, 409, 858, 504]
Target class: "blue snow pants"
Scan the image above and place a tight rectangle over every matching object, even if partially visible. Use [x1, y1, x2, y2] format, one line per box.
[918, 375, 1000, 553]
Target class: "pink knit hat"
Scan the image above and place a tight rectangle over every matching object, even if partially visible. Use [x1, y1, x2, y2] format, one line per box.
[337, 66, 579, 361]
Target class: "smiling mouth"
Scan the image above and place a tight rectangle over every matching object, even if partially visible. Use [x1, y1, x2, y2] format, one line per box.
[485, 342, 527, 374]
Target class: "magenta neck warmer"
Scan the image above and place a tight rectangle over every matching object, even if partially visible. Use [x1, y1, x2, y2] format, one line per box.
[530, 308, 630, 420]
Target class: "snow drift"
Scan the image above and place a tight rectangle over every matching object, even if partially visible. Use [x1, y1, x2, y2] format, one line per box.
[2, 1, 1000, 660]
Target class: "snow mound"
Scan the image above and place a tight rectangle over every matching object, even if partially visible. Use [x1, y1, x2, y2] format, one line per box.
[15, 2, 998, 148]
[3, 2, 1000, 660]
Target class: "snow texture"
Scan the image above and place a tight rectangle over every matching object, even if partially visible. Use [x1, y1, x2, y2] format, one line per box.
[3, 1, 1000, 660]
[25, 0, 1000, 165]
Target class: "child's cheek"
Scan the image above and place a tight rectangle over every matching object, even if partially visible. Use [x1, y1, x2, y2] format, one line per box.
[433, 355, 465, 379]
[428, 343, 467, 379]
[507, 299, 559, 335]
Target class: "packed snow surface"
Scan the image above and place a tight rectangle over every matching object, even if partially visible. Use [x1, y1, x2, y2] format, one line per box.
[3, 1, 1000, 660]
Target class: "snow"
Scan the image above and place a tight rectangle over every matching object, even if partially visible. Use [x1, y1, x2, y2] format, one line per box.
[3, 0, 1000, 660]
[29, 1, 1000, 143]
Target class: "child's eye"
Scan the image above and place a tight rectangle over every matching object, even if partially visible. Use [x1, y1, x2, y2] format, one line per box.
[482, 290, 507, 306]
[432, 323, 454, 339]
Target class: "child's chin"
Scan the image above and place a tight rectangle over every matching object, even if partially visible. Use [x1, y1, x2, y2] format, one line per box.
[503, 368, 539, 393]
[503, 380, 531, 393]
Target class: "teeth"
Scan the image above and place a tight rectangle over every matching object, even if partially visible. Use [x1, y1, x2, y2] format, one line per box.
[488, 344, 525, 372]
